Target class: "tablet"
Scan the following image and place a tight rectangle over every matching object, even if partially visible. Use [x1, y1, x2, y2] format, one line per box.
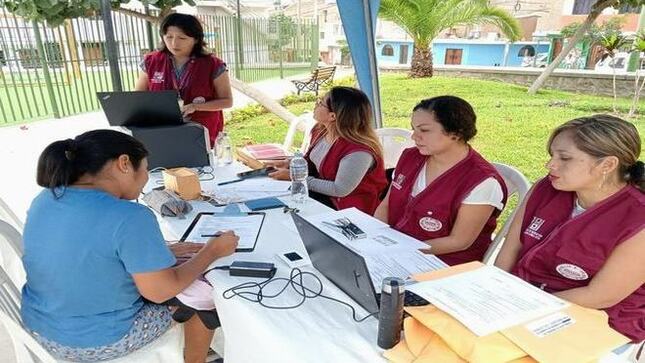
[179, 212, 266, 252]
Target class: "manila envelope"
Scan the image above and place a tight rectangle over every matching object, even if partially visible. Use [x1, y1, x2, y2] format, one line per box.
[408, 262, 630, 363]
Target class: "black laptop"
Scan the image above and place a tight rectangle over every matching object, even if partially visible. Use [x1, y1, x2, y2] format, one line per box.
[97, 90, 184, 127]
[290, 212, 428, 314]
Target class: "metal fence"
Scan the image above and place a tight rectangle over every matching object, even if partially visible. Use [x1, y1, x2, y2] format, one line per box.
[0, 7, 318, 124]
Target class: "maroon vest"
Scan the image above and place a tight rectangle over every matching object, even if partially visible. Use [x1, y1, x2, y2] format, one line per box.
[144, 51, 225, 144]
[388, 147, 507, 266]
[304, 129, 387, 214]
[513, 177, 645, 342]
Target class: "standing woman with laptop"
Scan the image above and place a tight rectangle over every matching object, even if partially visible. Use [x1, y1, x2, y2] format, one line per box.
[495, 115, 644, 342]
[135, 13, 233, 146]
[268, 86, 388, 214]
[374, 96, 507, 266]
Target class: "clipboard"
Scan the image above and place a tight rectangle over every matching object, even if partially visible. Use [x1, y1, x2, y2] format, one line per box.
[179, 212, 266, 252]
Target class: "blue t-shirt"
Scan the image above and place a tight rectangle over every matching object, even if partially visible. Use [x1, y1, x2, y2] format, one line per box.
[21, 187, 176, 348]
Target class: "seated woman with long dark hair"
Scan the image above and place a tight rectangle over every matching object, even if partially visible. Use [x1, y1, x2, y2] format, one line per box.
[269, 86, 387, 214]
[21, 130, 238, 362]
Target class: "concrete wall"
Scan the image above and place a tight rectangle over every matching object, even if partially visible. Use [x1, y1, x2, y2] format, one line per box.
[380, 65, 640, 98]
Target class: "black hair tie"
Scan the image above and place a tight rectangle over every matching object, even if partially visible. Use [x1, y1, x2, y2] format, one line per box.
[64, 139, 77, 161]
[627, 161, 644, 182]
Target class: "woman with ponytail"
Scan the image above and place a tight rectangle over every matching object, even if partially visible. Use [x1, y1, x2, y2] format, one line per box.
[268, 86, 387, 214]
[22, 130, 238, 362]
[496, 115, 645, 342]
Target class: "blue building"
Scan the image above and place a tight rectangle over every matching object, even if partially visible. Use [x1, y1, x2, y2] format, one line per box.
[376, 38, 550, 67]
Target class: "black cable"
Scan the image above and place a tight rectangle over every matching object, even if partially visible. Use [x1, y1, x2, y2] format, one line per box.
[203, 265, 230, 275]
[206, 267, 378, 323]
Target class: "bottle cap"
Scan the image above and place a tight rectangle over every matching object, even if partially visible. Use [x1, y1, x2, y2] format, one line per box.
[381, 277, 405, 294]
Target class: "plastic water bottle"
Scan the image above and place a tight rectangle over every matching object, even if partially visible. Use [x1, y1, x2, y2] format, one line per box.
[377, 277, 405, 349]
[289, 152, 309, 204]
[217, 132, 233, 165]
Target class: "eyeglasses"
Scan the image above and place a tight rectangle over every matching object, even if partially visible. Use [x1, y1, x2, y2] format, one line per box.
[315, 98, 330, 110]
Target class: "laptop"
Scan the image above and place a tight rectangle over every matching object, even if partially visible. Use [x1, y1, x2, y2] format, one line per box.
[97, 90, 184, 127]
[290, 212, 428, 314]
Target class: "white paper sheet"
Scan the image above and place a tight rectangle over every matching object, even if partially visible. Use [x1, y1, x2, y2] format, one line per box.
[363, 251, 447, 290]
[202, 178, 291, 204]
[301, 209, 445, 290]
[407, 265, 569, 336]
[183, 213, 265, 250]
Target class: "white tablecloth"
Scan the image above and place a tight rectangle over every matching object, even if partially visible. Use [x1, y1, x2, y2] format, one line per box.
[146, 163, 386, 363]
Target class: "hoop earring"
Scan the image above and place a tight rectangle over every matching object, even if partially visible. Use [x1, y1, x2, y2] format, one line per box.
[598, 172, 607, 191]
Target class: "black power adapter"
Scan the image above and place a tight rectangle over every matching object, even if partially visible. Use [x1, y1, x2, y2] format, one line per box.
[229, 261, 276, 278]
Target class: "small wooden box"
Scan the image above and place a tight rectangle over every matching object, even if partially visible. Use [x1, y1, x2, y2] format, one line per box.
[162, 168, 201, 200]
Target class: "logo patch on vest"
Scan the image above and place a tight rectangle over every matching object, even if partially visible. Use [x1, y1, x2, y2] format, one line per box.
[392, 174, 406, 190]
[556, 264, 589, 281]
[151, 71, 164, 84]
[419, 212, 442, 232]
[523, 216, 545, 240]
[192, 96, 206, 104]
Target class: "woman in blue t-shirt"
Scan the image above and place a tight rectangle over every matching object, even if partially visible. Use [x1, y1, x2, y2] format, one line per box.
[21, 130, 238, 362]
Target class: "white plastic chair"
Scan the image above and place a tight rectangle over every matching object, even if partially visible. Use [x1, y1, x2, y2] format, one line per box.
[0, 220, 186, 363]
[282, 111, 317, 154]
[0, 196, 23, 232]
[0, 219, 25, 289]
[375, 128, 414, 169]
[483, 163, 531, 265]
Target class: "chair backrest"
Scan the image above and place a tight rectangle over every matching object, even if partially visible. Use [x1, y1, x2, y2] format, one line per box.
[483, 163, 531, 264]
[0, 219, 26, 290]
[1, 262, 60, 363]
[0, 196, 24, 232]
[375, 127, 414, 169]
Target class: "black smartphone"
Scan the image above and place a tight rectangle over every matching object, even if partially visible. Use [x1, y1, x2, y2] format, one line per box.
[236, 167, 277, 179]
[284, 252, 303, 261]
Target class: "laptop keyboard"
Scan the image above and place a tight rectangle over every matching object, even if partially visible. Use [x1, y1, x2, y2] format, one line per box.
[377, 291, 429, 307]
[404, 290, 429, 306]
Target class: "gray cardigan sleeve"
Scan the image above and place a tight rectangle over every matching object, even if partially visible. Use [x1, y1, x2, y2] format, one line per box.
[306, 151, 375, 197]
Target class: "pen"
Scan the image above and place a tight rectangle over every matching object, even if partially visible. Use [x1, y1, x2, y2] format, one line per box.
[217, 179, 244, 186]
[201, 233, 223, 237]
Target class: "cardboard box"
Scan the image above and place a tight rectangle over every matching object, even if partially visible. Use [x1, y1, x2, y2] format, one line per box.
[162, 168, 201, 200]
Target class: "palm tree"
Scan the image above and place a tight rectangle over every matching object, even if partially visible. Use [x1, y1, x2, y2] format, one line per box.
[527, 0, 642, 95]
[598, 32, 630, 113]
[379, 0, 521, 78]
[629, 32, 645, 117]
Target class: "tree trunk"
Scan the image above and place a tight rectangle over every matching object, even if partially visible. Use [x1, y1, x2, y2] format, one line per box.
[229, 77, 301, 129]
[629, 63, 645, 117]
[612, 63, 617, 113]
[410, 43, 433, 78]
[527, 0, 616, 95]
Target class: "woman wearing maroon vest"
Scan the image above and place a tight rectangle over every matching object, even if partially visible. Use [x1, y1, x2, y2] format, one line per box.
[496, 115, 644, 342]
[374, 96, 507, 266]
[135, 13, 232, 146]
[268, 87, 387, 214]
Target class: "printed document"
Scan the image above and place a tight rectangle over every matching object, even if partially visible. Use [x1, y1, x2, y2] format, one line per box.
[407, 265, 569, 336]
[363, 251, 447, 290]
[184, 213, 264, 250]
[203, 177, 291, 203]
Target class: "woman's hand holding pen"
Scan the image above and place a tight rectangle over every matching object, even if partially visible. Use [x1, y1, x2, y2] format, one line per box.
[205, 230, 239, 258]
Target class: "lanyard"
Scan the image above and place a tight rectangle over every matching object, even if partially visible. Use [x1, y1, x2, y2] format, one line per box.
[170, 57, 194, 99]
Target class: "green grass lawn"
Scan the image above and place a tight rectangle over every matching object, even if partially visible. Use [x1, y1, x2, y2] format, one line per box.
[228, 73, 644, 183]
[0, 66, 311, 125]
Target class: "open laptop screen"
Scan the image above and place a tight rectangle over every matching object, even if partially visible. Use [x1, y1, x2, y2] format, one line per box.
[291, 212, 379, 313]
[97, 90, 184, 127]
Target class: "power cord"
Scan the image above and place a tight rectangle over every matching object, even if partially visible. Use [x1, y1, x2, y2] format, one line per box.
[204, 267, 378, 323]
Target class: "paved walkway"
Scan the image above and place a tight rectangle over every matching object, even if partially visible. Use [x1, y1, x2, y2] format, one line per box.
[0, 69, 352, 361]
